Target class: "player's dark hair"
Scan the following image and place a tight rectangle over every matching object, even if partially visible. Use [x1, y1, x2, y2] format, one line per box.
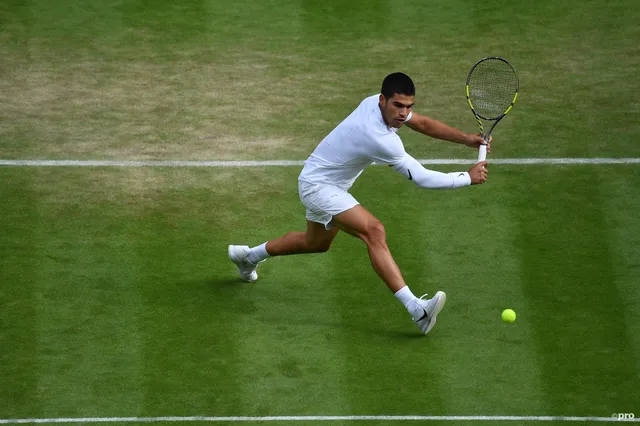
[381, 72, 415, 99]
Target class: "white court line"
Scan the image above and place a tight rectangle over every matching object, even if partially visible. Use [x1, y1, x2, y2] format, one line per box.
[0, 158, 640, 167]
[0, 416, 638, 423]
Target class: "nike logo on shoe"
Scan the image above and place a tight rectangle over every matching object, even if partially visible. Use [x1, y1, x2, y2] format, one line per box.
[417, 309, 429, 321]
[407, 169, 413, 180]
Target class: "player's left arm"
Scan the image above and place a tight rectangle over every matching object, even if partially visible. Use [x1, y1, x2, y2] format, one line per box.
[389, 153, 490, 189]
[405, 112, 489, 150]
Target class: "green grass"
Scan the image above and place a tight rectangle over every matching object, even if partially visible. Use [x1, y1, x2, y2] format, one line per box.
[1, 0, 639, 160]
[1, 0, 640, 424]
[1, 165, 639, 423]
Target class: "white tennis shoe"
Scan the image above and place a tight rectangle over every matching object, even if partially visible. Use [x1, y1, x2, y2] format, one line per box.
[228, 245, 261, 282]
[412, 291, 447, 335]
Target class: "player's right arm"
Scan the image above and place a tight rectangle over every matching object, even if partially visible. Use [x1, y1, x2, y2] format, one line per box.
[405, 112, 489, 150]
[390, 154, 487, 188]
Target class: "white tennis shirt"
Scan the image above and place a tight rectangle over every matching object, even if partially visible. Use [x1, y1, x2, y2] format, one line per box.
[298, 94, 411, 190]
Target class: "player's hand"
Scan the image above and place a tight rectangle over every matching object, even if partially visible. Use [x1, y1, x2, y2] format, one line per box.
[468, 161, 488, 185]
[465, 134, 492, 152]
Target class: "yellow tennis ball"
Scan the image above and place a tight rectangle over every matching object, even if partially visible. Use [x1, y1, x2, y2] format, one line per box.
[502, 309, 516, 323]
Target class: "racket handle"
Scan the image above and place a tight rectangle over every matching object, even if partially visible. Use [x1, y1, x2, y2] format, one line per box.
[477, 144, 487, 163]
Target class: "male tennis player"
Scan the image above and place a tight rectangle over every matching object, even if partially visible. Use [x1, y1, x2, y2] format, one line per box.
[229, 72, 489, 335]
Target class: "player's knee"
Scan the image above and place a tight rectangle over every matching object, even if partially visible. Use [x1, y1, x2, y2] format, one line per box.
[364, 221, 386, 246]
[315, 242, 332, 253]
[305, 237, 332, 253]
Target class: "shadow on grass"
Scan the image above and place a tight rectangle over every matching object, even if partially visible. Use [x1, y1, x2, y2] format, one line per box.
[206, 277, 247, 288]
[186, 277, 434, 340]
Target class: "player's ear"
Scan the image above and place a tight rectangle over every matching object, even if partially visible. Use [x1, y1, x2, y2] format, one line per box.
[379, 93, 386, 108]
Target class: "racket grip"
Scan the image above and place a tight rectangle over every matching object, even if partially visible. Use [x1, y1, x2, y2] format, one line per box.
[477, 144, 487, 163]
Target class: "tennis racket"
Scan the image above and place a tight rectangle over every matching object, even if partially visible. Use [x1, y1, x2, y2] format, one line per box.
[465, 57, 519, 163]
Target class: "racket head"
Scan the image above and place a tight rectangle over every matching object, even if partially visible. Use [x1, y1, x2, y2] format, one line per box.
[466, 57, 519, 121]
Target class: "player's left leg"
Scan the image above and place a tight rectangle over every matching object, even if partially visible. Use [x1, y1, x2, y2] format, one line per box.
[229, 181, 350, 282]
[263, 219, 339, 256]
[228, 220, 338, 283]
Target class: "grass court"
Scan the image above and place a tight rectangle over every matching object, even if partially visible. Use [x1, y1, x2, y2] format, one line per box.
[1, 0, 639, 424]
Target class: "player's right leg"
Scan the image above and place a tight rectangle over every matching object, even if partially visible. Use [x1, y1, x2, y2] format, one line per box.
[331, 205, 406, 293]
[331, 205, 446, 334]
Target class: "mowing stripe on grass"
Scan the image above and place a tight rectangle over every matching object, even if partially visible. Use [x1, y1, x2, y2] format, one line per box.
[514, 167, 638, 411]
[0, 415, 638, 423]
[1, 158, 640, 167]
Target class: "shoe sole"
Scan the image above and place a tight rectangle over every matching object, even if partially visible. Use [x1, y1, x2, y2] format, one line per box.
[228, 245, 257, 283]
[424, 291, 446, 334]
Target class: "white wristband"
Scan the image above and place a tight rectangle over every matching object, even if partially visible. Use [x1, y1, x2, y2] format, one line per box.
[448, 172, 471, 188]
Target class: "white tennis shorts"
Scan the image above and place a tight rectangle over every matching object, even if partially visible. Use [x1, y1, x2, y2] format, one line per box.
[298, 181, 360, 229]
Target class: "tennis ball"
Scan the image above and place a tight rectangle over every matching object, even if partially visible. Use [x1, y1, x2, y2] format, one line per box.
[501, 309, 516, 323]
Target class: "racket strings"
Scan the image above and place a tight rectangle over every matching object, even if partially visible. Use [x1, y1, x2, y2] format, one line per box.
[468, 60, 518, 120]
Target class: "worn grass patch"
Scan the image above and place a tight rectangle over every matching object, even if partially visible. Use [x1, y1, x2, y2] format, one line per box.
[1, 0, 639, 161]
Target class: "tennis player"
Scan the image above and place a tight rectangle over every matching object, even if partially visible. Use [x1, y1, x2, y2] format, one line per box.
[229, 72, 489, 334]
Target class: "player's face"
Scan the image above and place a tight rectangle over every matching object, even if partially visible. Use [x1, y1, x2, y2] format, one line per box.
[379, 93, 414, 128]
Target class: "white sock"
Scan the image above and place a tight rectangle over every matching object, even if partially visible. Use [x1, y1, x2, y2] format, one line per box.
[247, 242, 270, 265]
[394, 286, 419, 315]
